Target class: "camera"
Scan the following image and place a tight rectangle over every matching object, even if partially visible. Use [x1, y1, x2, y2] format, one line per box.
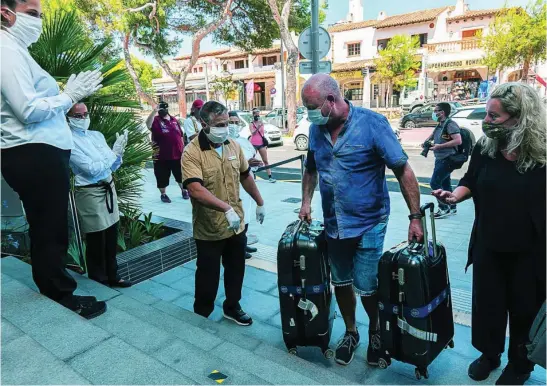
[421, 141, 433, 158]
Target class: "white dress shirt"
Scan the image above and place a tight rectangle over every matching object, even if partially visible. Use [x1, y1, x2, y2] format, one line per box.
[183, 116, 201, 139]
[1, 30, 74, 150]
[235, 136, 257, 225]
[70, 128, 122, 186]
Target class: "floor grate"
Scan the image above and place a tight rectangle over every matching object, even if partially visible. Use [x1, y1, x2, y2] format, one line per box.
[282, 197, 302, 203]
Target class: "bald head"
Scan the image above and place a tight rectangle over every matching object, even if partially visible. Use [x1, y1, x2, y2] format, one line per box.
[301, 74, 342, 106]
[67, 103, 88, 118]
[301, 74, 348, 127]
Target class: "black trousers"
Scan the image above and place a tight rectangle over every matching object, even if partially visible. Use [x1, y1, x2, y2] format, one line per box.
[1, 144, 77, 303]
[194, 230, 247, 317]
[86, 222, 120, 284]
[472, 242, 545, 373]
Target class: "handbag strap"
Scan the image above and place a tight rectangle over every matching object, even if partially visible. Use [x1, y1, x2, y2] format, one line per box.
[252, 122, 266, 140]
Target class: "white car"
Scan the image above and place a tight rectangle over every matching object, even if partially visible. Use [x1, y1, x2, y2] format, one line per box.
[233, 111, 284, 147]
[292, 113, 401, 151]
[450, 105, 487, 146]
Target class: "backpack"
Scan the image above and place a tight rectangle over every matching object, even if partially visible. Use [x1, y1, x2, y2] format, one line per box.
[444, 119, 472, 169]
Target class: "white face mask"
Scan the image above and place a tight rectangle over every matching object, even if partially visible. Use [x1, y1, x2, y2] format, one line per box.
[228, 124, 240, 139]
[205, 126, 229, 144]
[5, 10, 43, 48]
[68, 117, 91, 132]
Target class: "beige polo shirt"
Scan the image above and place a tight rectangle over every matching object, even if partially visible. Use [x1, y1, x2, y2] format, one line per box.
[182, 130, 250, 241]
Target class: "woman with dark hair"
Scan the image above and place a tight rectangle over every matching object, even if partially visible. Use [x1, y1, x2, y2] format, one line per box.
[433, 82, 546, 385]
[249, 108, 276, 183]
[1, 0, 106, 318]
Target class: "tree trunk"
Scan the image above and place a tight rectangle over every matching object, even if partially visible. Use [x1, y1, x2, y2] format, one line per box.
[123, 34, 157, 108]
[522, 58, 531, 83]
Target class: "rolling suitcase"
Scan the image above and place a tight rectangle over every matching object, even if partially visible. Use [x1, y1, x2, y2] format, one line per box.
[277, 219, 335, 359]
[377, 203, 454, 380]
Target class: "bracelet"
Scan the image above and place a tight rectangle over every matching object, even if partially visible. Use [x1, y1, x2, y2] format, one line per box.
[408, 213, 423, 220]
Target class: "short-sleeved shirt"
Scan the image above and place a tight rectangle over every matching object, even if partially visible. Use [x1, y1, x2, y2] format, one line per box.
[151, 115, 184, 161]
[183, 116, 201, 139]
[306, 101, 408, 239]
[250, 121, 265, 146]
[182, 130, 250, 241]
[433, 118, 461, 160]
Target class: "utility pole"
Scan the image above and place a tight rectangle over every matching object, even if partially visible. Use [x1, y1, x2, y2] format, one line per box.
[311, 0, 320, 74]
[280, 41, 286, 130]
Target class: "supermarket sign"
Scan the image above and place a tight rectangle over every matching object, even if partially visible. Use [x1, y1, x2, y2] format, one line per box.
[428, 59, 484, 70]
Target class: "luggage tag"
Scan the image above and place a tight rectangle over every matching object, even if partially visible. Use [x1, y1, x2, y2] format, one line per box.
[298, 299, 319, 321]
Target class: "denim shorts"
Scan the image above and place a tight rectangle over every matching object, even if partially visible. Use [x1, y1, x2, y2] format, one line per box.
[327, 218, 388, 296]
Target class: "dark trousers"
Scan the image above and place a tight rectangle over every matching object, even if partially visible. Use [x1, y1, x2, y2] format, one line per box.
[86, 222, 120, 284]
[472, 243, 545, 373]
[1, 144, 77, 303]
[430, 158, 457, 210]
[194, 231, 247, 317]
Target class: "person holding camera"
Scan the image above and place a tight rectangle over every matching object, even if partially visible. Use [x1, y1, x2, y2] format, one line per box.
[423, 102, 462, 219]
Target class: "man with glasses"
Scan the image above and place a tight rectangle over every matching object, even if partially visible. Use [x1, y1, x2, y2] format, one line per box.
[426, 102, 462, 218]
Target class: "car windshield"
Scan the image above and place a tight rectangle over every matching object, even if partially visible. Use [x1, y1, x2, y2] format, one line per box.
[239, 113, 252, 124]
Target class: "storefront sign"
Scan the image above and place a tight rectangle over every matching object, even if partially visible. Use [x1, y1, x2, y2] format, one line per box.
[332, 70, 362, 81]
[428, 59, 483, 70]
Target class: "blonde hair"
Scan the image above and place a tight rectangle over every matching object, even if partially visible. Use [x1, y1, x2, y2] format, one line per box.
[480, 82, 546, 173]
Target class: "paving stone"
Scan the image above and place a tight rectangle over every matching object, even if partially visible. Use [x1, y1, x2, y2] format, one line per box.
[242, 266, 278, 293]
[182, 259, 197, 270]
[1, 318, 24, 345]
[1, 279, 111, 361]
[212, 341, 318, 385]
[116, 286, 161, 305]
[171, 276, 225, 299]
[268, 286, 279, 297]
[253, 342, 357, 385]
[107, 295, 222, 351]
[154, 339, 269, 385]
[1, 256, 32, 280]
[172, 294, 224, 322]
[218, 317, 284, 349]
[216, 286, 279, 322]
[68, 337, 191, 385]
[69, 271, 120, 301]
[2, 335, 91, 385]
[267, 312, 282, 329]
[134, 280, 183, 302]
[91, 306, 172, 354]
[151, 266, 194, 285]
[1, 273, 13, 283]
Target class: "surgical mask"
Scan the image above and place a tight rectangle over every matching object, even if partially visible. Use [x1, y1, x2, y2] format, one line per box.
[158, 109, 169, 118]
[228, 124, 239, 139]
[4, 10, 43, 48]
[253, 115, 260, 122]
[68, 117, 90, 132]
[206, 126, 229, 144]
[307, 100, 331, 125]
[482, 119, 512, 140]
[432, 112, 439, 122]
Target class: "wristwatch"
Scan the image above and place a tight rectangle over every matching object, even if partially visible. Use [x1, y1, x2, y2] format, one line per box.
[408, 213, 423, 220]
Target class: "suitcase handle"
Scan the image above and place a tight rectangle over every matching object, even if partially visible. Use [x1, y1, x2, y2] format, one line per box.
[420, 203, 438, 260]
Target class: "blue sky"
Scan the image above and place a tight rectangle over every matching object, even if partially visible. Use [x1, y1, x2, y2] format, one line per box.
[167, 0, 530, 59]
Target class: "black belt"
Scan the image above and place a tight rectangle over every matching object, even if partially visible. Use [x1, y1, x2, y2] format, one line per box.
[79, 179, 115, 214]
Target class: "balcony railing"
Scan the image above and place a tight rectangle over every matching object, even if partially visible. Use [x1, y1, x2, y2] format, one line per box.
[425, 39, 481, 54]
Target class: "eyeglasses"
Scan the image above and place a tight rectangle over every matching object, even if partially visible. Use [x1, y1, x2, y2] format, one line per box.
[69, 113, 89, 119]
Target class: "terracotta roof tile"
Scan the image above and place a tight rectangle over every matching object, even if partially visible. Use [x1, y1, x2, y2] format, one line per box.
[328, 20, 377, 33]
[217, 46, 281, 60]
[332, 60, 375, 73]
[375, 7, 452, 29]
[232, 71, 276, 81]
[174, 48, 230, 61]
[446, 9, 501, 22]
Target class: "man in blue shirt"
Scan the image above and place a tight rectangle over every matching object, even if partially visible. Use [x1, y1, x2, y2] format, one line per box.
[299, 74, 423, 367]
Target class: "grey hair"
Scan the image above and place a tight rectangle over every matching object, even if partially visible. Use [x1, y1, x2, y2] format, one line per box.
[199, 101, 228, 125]
[480, 82, 546, 173]
[301, 74, 342, 101]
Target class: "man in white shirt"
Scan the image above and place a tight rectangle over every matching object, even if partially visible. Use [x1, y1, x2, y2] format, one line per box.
[183, 99, 204, 142]
[1, 0, 106, 318]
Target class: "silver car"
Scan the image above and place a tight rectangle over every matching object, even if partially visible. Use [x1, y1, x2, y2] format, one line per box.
[234, 111, 284, 147]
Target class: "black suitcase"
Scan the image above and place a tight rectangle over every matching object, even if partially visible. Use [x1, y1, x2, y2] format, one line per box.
[377, 203, 454, 380]
[277, 219, 335, 359]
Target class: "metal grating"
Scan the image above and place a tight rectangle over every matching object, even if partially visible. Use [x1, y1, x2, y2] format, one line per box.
[282, 197, 302, 203]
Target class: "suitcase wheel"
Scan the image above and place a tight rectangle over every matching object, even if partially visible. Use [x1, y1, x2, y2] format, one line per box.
[447, 339, 455, 349]
[378, 357, 391, 370]
[323, 348, 334, 360]
[288, 348, 298, 356]
[415, 367, 429, 380]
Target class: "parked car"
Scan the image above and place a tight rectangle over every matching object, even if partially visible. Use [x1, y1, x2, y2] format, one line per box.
[450, 104, 487, 146]
[264, 107, 306, 130]
[399, 101, 463, 129]
[292, 115, 401, 151]
[233, 111, 284, 147]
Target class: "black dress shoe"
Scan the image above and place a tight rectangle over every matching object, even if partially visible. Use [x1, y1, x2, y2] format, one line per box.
[496, 363, 531, 385]
[468, 354, 502, 381]
[245, 252, 253, 259]
[245, 246, 257, 253]
[109, 279, 132, 288]
[223, 308, 253, 326]
[73, 295, 97, 303]
[70, 299, 107, 320]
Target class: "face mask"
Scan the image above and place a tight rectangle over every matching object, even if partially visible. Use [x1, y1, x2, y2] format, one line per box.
[5, 10, 43, 47]
[432, 112, 439, 122]
[228, 124, 239, 139]
[206, 126, 229, 144]
[482, 119, 512, 140]
[253, 115, 260, 122]
[158, 109, 168, 118]
[307, 99, 331, 125]
[68, 117, 90, 132]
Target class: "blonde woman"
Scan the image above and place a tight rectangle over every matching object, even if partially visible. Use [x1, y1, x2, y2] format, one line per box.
[433, 82, 546, 385]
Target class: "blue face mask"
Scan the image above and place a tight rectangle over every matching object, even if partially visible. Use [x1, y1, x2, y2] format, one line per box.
[432, 112, 440, 122]
[308, 99, 331, 125]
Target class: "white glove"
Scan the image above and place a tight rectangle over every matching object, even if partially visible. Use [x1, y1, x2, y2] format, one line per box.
[64, 70, 104, 103]
[256, 205, 266, 224]
[112, 131, 127, 157]
[225, 207, 241, 231]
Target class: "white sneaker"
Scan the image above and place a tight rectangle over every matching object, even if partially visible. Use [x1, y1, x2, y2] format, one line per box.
[434, 208, 451, 219]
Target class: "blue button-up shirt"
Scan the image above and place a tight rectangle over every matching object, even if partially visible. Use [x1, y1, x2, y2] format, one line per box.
[70, 128, 122, 186]
[306, 102, 407, 239]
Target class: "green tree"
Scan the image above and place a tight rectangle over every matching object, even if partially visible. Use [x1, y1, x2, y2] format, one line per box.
[374, 35, 421, 107]
[29, 10, 153, 215]
[481, 1, 547, 82]
[108, 57, 162, 100]
[210, 75, 239, 104]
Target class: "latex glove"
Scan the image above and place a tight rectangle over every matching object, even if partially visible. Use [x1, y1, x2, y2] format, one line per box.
[64, 70, 103, 103]
[256, 205, 265, 224]
[121, 129, 129, 149]
[112, 132, 126, 157]
[225, 208, 241, 231]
